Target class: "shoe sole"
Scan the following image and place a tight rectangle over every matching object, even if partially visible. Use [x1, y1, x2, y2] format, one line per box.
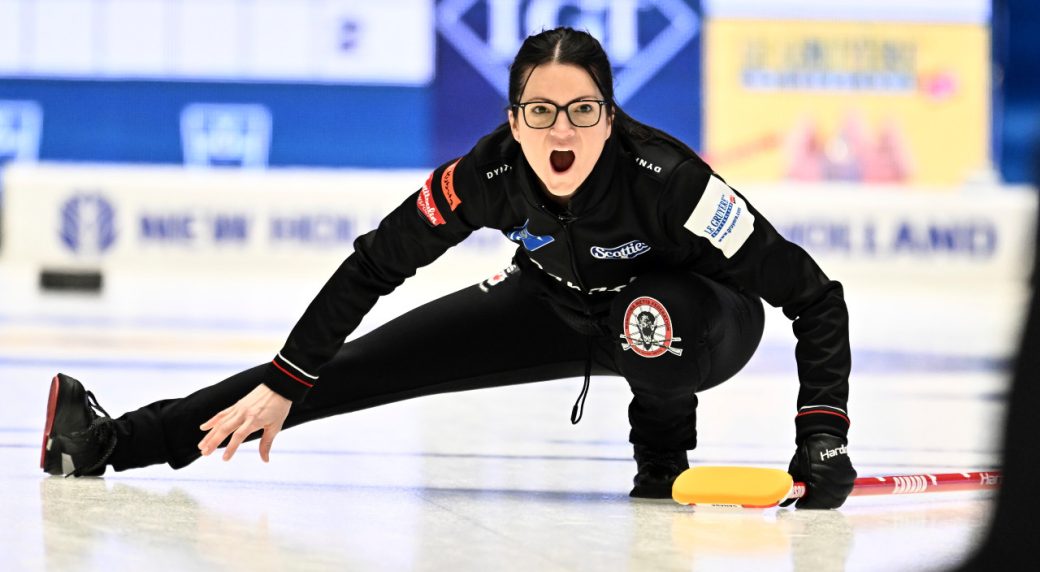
[40, 375, 60, 471]
[629, 485, 674, 500]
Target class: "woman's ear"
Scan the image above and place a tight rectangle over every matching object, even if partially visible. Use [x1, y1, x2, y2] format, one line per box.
[508, 108, 521, 142]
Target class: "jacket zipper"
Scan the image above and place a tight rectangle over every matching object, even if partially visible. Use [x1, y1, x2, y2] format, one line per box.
[559, 219, 588, 294]
[549, 206, 595, 426]
[542, 205, 588, 295]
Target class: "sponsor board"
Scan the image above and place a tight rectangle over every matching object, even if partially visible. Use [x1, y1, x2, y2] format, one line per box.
[703, 15, 991, 186]
[432, 0, 703, 165]
[0, 5, 435, 169]
[437, 0, 699, 104]
[0, 100, 43, 163]
[59, 194, 118, 255]
[740, 183, 1037, 282]
[181, 104, 272, 168]
[1, 165, 1034, 285]
[0, 0, 435, 85]
[0, 164, 515, 273]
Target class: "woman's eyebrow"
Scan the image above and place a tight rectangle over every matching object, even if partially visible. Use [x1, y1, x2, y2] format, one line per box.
[520, 95, 601, 105]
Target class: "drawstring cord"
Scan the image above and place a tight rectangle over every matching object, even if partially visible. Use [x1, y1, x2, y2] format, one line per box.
[570, 336, 593, 424]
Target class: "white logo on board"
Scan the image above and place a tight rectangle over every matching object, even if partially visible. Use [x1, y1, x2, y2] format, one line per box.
[0, 100, 43, 163]
[181, 104, 272, 168]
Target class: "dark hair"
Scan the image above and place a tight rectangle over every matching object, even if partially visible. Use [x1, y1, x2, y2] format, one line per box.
[508, 27, 700, 159]
[508, 27, 614, 110]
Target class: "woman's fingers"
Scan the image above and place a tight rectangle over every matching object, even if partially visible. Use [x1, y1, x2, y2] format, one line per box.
[195, 385, 293, 462]
[198, 409, 242, 455]
[222, 416, 257, 461]
[199, 405, 234, 431]
[199, 413, 221, 432]
[258, 423, 282, 463]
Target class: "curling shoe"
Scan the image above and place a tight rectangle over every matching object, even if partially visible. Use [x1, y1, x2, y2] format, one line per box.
[40, 373, 118, 477]
[630, 445, 689, 499]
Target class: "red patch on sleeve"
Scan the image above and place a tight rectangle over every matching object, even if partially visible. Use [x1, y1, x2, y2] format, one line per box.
[441, 159, 461, 211]
[416, 172, 445, 226]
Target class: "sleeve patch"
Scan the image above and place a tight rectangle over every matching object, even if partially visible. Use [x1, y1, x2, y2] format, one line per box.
[683, 175, 755, 258]
[416, 172, 446, 227]
[441, 159, 462, 211]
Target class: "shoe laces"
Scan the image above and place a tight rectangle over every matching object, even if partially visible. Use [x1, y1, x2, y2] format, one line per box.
[66, 392, 117, 478]
[86, 390, 111, 419]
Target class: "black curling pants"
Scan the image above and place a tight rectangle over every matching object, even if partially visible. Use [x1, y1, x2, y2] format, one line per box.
[107, 270, 764, 471]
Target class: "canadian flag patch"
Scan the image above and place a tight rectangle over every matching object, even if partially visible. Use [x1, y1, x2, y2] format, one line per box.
[416, 172, 445, 227]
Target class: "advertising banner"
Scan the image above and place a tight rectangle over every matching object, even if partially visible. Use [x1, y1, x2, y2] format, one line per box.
[3, 165, 1033, 286]
[0, 0, 435, 86]
[0, 2, 704, 170]
[0, 164, 515, 280]
[743, 183, 1036, 283]
[432, 0, 703, 164]
[703, 4, 991, 186]
[0, 1, 436, 169]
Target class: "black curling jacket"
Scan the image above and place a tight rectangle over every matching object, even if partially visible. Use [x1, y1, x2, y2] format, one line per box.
[264, 123, 853, 442]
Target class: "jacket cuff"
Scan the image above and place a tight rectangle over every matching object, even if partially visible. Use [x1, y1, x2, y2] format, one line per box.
[795, 406, 850, 444]
[263, 354, 319, 403]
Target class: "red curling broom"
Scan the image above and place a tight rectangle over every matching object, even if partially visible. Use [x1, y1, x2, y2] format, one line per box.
[671, 466, 1002, 508]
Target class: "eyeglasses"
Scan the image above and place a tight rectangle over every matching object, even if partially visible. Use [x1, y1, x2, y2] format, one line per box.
[512, 99, 607, 129]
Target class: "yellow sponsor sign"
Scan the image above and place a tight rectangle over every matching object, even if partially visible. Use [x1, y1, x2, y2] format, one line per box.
[703, 20, 990, 186]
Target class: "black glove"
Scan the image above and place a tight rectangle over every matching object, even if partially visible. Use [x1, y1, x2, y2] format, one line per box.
[780, 433, 856, 509]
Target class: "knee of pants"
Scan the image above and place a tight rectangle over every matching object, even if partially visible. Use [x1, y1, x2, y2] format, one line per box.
[610, 272, 711, 393]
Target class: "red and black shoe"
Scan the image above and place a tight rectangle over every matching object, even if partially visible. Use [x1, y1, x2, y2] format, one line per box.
[630, 445, 689, 499]
[40, 373, 117, 477]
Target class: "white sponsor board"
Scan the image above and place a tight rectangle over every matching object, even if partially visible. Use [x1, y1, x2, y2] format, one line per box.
[1, 164, 1035, 285]
[741, 182, 1037, 284]
[701, 0, 990, 23]
[0, 163, 515, 279]
[0, 0, 435, 85]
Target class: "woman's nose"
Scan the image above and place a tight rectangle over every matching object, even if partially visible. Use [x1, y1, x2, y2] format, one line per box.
[550, 111, 576, 137]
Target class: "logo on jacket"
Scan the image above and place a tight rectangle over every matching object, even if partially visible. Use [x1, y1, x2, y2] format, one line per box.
[634, 157, 663, 174]
[684, 175, 756, 259]
[60, 193, 117, 255]
[479, 264, 518, 293]
[620, 296, 682, 358]
[590, 240, 650, 260]
[417, 171, 446, 227]
[506, 220, 554, 251]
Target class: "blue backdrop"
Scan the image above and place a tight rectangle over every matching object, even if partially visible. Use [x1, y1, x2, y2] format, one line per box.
[0, 1, 703, 171]
[0, 1, 1035, 182]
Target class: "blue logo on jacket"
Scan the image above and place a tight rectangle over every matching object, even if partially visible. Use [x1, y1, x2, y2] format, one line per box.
[506, 220, 554, 251]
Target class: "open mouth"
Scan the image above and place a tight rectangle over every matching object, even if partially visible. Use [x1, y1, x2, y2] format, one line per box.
[550, 150, 575, 174]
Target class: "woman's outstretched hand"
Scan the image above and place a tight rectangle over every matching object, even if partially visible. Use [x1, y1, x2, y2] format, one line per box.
[198, 383, 292, 462]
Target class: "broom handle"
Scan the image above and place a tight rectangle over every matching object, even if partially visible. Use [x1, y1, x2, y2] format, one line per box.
[789, 470, 1002, 499]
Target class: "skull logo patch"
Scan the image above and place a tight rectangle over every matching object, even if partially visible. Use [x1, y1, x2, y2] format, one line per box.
[620, 296, 683, 358]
